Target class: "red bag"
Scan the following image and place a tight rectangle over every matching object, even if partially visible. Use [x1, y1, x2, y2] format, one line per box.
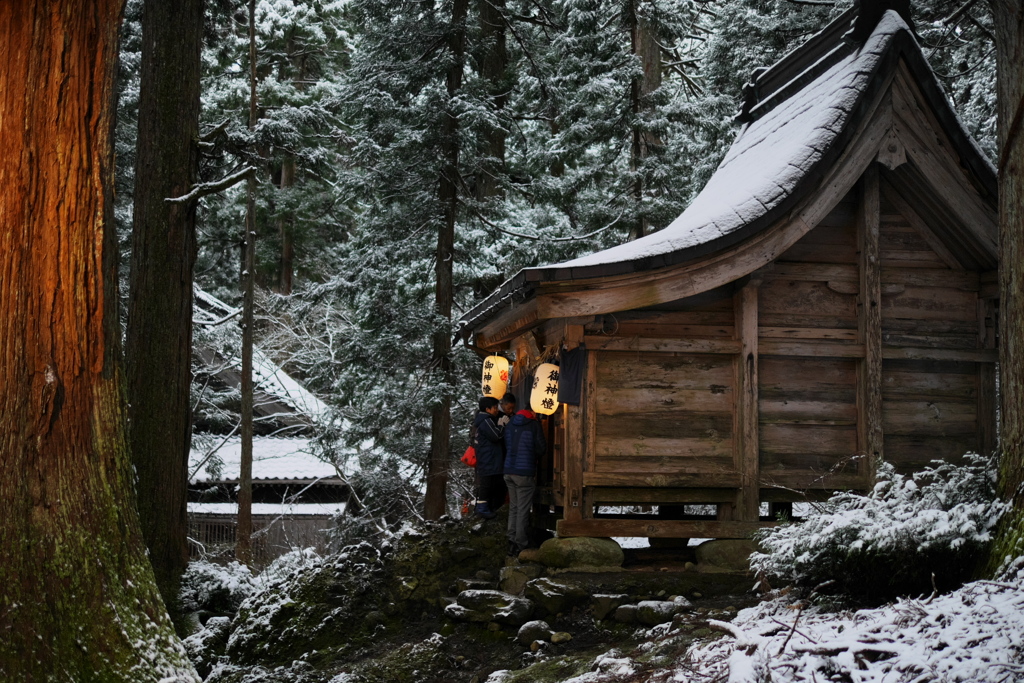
[461, 446, 477, 467]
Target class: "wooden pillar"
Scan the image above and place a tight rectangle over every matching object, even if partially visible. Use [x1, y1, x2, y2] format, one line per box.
[733, 278, 761, 522]
[978, 297, 998, 456]
[857, 165, 883, 481]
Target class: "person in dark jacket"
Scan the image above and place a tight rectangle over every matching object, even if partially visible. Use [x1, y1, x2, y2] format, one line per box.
[503, 409, 546, 555]
[473, 396, 506, 519]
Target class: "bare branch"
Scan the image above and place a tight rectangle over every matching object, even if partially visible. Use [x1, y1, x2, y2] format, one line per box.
[166, 166, 256, 205]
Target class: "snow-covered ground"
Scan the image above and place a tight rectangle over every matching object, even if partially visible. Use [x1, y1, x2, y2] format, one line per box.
[688, 569, 1024, 683]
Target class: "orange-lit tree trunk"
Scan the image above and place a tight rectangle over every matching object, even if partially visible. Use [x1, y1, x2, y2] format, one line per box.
[0, 2, 197, 679]
[125, 0, 203, 629]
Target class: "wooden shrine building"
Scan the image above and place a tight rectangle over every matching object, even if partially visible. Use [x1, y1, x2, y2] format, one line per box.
[458, 3, 999, 540]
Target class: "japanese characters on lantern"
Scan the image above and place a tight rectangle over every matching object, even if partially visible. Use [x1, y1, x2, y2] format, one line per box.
[481, 355, 510, 398]
[530, 362, 560, 415]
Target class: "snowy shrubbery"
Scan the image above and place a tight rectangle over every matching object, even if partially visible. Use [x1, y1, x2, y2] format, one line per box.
[752, 455, 1005, 603]
[180, 560, 257, 619]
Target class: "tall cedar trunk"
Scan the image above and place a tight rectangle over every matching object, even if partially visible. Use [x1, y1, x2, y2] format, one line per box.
[987, 0, 1024, 576]
[627, 1, 661, 241]
[424, 0, 470, 519]
[476, 0, 507, 200]
[125, 0, 203, 627]
[279, 154, 296, 294]
[0, 2, 197, 679]
[237, 0, 259, 565]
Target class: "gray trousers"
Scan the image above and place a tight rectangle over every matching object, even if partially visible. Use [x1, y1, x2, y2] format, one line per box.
[504, 474, 536, 549]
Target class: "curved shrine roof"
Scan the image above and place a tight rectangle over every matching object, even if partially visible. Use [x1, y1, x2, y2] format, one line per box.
[461, 7, 996, 336]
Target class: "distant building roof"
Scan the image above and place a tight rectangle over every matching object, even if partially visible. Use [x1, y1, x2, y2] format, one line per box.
[189, 436, 350, 484]
[187, 501, 346, 517]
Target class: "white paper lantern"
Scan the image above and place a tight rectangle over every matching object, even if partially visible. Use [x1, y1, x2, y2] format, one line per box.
[481, 355, 509, 399]
[530, 362, 561, 415]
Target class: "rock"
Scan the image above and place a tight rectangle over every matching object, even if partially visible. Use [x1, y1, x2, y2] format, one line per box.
[446, 589, 534, 626]
[455, 578, 493, 593]
[516, 620, 553, 646]
[517, 548, 543, 564]
[182, 616, 231, 679]
[673, 595, 693, 608]
[475, 570, 495, 581]
[691, 591, 702, 599]
[694, 540, 757, 572]
[536, 537, 624, 569]
[524, 578, 589, 616]
[450, 546, 479, 562]
[613, 604, 638, 624]
[550, 632, 572, 644]
[364, 610, 386, 627]
[499, 564, 544, 595]
[590, 593, 629, 621]
[636, 600, 691, 626]
[487, 622, 503, 632]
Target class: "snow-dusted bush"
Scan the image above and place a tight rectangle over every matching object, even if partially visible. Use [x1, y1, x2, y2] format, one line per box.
[180, 560, 257, 618]
[752, 455, 1005, 603]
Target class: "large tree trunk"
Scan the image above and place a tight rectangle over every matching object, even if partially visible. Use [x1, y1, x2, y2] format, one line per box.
[125, 0, 204, 628]
[237, 0, 260, 565]
[626, 0, 661, 242]
[476, 0, 507, 201]
[424, 0, 470, 520]
[0, 2, 197, 679]
[988, 0, 1024, 577]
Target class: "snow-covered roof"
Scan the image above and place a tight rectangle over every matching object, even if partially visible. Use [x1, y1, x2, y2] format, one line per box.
[189, 436, 349, 484]
[187, 501, 345, 517]
[460, 5, 995, 335]
[194, 286, 332, 424]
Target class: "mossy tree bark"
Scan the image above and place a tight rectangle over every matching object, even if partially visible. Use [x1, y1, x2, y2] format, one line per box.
[988, 0, 1024, 576]
[125, 0, 204, 628]
[0, 1, 198, 679]
[424, 0, 470, 520]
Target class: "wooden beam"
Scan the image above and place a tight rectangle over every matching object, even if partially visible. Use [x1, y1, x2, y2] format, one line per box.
[734, 281, 760, 522]
[582, 336, 741, 355]
[583, 471, 741, 488]
[858, 164, 884, 481]
[562, 403, 583, 522]
[556, 518, 773, 539]
[475, 299, 540, 349]
[760, 472, 869, 490]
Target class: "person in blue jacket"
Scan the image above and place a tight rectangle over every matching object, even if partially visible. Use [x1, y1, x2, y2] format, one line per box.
[503, 409, 546, 556]
[472, 396, 506, 519]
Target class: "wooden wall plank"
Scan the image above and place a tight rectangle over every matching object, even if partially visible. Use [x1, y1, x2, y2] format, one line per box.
[584, 336, 741, 355]
[760, 424, 859, 459]
[596, 412, 733, 439]
[881, 401, 977, 435]
[884, 435, 979, 470]
[592, 455, 736, 473]
[758, 279, 858, 319]
[593, 390, 734, 414]
[760, 340, 865, 358]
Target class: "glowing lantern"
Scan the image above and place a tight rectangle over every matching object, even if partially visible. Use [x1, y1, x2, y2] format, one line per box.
[481, 355, 510, 399]
[530, 363, 561, 415]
